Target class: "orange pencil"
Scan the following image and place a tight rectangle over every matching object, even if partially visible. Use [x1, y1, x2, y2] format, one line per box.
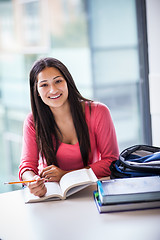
[4, 180, 36, 185]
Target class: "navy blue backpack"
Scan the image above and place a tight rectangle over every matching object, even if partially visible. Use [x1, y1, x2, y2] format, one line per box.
[110, 145, 160, 178]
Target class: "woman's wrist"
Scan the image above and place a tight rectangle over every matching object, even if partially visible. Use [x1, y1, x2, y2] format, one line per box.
[21, 170, 37, 181]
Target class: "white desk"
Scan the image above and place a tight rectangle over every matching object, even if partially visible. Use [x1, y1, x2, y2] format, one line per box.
[0, 185, 160, 240]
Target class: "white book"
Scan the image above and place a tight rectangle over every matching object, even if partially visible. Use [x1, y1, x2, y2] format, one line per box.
[97, 176, 160, 204]
[24, 168, 97, 203]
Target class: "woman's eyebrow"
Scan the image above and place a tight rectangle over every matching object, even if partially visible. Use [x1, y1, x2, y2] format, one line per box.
[53, 76, 62, 80]
[38, 79, 47, 83]
[38, 76, 62, 83]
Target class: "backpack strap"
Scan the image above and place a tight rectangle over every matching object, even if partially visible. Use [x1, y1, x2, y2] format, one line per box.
[119, 145, 160, 174]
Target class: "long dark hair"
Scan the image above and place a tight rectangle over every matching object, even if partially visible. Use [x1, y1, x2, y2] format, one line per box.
[29, 57, 91, 167]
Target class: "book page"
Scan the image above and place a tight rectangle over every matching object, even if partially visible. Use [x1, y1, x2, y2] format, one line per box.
[24, 181, 62, 203]
[60, 168, 97, 198]
[64, 184, 91, 198]
[45, 182, 62, 197]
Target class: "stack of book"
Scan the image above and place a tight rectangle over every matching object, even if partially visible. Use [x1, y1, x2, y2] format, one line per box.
[94, 176, 160, 213]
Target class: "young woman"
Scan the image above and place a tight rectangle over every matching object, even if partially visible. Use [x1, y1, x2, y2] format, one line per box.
[19, 57, 119, 197]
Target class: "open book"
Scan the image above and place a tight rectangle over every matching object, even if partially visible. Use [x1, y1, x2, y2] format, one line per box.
[24, 168, 97, 203]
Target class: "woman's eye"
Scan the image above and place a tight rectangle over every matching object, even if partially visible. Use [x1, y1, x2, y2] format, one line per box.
[40, 84, 48, 87]
[55, 79, 62, 84]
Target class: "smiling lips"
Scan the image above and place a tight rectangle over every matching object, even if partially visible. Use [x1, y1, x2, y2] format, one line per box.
[49, 93, 62, 99]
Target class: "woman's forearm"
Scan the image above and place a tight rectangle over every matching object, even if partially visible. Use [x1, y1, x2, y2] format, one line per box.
[21, 170, 37, 181]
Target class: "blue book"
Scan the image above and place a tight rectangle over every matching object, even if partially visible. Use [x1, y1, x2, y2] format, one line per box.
[93, 191, 160, 213]
[97, 176, 160, 204]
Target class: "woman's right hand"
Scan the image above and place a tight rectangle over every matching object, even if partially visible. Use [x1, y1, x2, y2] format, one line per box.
[27, 175, 47, 197]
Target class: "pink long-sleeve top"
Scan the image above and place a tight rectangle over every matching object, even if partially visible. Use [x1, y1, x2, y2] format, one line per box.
[19, 102, 119, 180]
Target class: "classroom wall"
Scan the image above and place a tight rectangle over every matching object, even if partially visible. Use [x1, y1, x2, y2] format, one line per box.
[146, 0, 160, 147]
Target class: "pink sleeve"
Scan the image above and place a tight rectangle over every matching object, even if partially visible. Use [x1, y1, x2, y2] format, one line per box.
[19, 113, 39, 180]
[89, 103, 119, 178]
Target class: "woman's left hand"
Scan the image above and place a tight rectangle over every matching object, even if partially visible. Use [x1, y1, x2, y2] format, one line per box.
[40, 165, 68, 182]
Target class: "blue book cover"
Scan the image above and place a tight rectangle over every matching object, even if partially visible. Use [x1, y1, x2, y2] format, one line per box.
[93, 191, 160, 213]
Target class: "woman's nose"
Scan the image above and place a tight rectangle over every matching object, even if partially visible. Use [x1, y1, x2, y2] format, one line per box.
[49, 84, 57, 93]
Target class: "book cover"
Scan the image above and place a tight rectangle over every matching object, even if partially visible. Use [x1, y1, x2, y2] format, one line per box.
[93, 191, 160, 213]
[97, 176, 160, 204]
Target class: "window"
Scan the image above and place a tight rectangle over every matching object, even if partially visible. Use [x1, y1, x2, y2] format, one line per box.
[0, 0, 151, 193]
[87, 0, 151, 149]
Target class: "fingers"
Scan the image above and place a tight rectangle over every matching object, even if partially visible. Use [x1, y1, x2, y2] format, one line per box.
[40, 165, 67, 182]
[28, 176, 47, 197]
[40, 165, 56, 179]
[46, 176, 59, 182]
[41, 169, 56, 179]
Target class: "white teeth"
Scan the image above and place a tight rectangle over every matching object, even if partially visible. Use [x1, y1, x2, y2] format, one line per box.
[49, 94, 61, 99]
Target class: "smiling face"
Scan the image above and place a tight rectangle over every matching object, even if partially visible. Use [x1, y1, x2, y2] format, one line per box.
[37, 67, 69, 112]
